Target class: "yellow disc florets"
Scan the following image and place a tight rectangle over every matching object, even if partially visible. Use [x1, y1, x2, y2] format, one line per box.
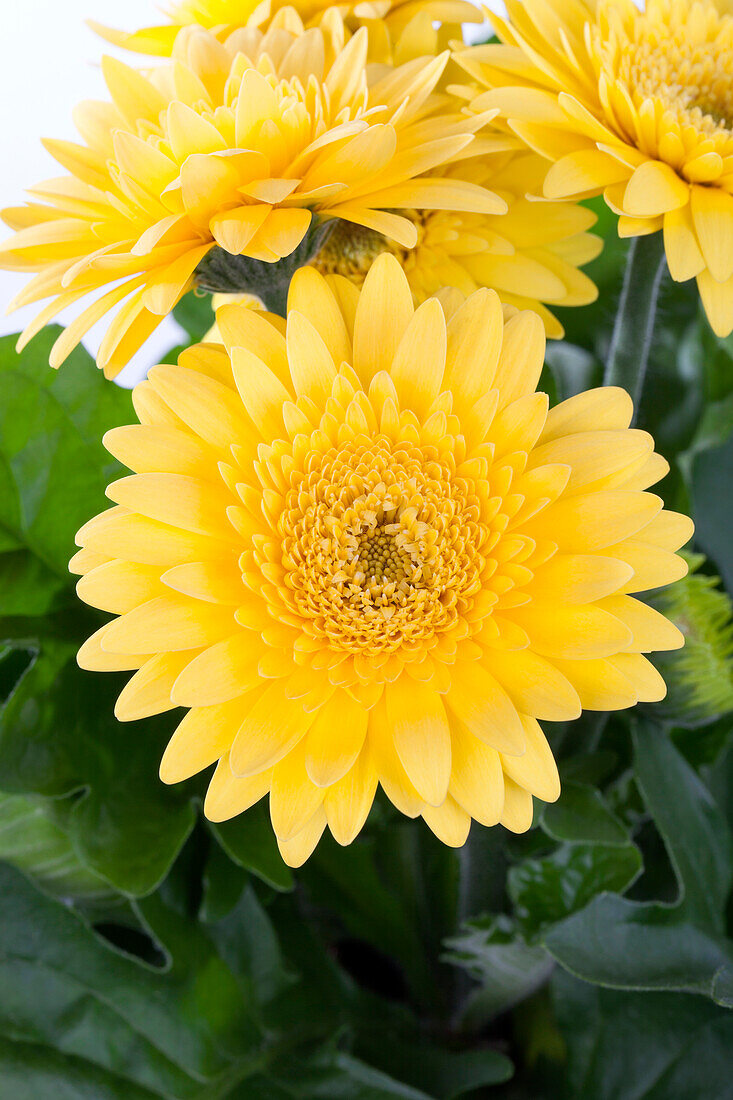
[607, 0, 733, 143]
[279, 434, 490, 656]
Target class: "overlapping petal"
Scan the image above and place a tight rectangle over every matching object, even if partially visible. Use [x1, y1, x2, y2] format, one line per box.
[458, 0, 733, 336]
[0, 15, 500, 376]
[72, 255, 691, 865]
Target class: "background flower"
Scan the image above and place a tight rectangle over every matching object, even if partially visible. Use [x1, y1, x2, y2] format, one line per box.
[459, 0, 733, 336]
[0, 17, 500, 376]
[89, 0, 483, 63]
[72, 255, 690, 866]
[313, 151, 601, 337]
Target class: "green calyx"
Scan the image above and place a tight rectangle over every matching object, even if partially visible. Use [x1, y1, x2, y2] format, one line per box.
[194, 218, 335, 316]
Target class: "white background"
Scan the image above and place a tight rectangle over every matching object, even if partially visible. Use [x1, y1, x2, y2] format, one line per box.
[0, 0, 495, 384]
[0, 1, 184, 384]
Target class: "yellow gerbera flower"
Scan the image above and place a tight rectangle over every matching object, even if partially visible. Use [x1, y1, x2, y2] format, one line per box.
[312, 151, 601, 338]
[71, 255, 691, 867]
[458, 0, 733, 336]
[89, 0, 482, 64]
[0, 15, 501, 377]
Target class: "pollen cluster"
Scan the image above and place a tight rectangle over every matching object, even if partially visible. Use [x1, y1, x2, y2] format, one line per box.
[278, 431, 489, 657]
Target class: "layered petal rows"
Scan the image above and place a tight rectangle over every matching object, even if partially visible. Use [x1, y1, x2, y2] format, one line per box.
[0, 14, 501, 376]
[72, 255, 692, 865]
[458, 0, 733, 336]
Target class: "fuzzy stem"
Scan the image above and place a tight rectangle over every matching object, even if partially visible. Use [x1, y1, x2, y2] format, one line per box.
[604, 232, 668, 420]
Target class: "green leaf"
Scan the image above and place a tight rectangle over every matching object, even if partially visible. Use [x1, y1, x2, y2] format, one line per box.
[0, 862, 266, 1096]
[691, 428, 733, 592]
[541, 782, 630, 846]
[0, 328, 131, 579]
[0, 629, 196, 897]
[248, 1051, 437, 1100]
[351, 1043, 512, 1100]
[544, 726, 733, 1001]
[634, 722, 732, 932]
[209, 803, 294, 893]
[172, 292, 215, 344]
[0, 791, 115, 903]
[0, 1036, 162, 1100]
[444, 916, 553, 1024]
[0, 327, 198, 897]
[552, 970, 733, 1100]
[510, 843, 642, 938]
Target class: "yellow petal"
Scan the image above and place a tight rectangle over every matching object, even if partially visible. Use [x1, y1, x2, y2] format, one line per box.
[446, 663, 525, 755]
[663, 206, 705, 282]
[230, 684, 316, 778]
[623, 161, 689, 218]
[102, 595, 234, 653]
[552, 656, 638, 711]
[231, 346, 290, 439]
[324, 748, 378, 846]
[305, 689, 368, 787]
[539, 388, 633, 442]
[115, 651, 196, 721]
[390, 298, 446, 419]
[609, 653, 667, 702]
[270, 739, 325, 843]
[148, 364, 255, 452]
[492, 310, 546, 409]
[500, 776, 534, 833]
[103, 425, 212, 478]
[529, 553, 634, 604]
[486, 648, 582, 722]
[171, 632, 263, 706]
[288, 266, 351, 367]
[443, 288, 503, 420]
[691, 185, 733, 284]
[77, 623, 150, 672]
[286, 310, 337, 404]
[160, 699, 244, 784]
[422, 797, 471, 847]
[278, 806, 327, 867]
[511, 600, 633, 659]
[386, 678, 451, 807]
[500, 717, 560, 802]
[106, 473, 233, 537]
[352, 253, 413, 386]
[598, 595, 685, 653]
[449, 722, 504, 826]
[529, 491, 662, 552]
[204, 755, 272, 822]
[76, 559, 164, 615]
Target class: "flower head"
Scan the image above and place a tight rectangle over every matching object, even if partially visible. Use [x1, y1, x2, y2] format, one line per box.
[459, 0, 733, 336]
[312, 151, 601, 337]
[0, 16, 500, 376]
[71, 255, 691, 866]
[89, 0, 482, 63]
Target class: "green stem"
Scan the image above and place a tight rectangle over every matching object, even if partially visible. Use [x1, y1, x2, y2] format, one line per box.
[604, 232, 668, 419]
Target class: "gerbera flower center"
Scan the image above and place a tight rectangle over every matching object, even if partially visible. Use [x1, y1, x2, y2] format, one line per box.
[275, 433, 492, 657]
[355, 525, 416, 586]
[608, 0, 733, 139]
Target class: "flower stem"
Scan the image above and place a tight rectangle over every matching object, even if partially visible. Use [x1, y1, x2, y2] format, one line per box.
[604, 232, 668, 419]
